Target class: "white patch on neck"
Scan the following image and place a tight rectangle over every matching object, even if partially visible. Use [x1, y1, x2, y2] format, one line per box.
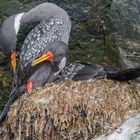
[14, 13, 24, 34]
[54, 57, 66, 76]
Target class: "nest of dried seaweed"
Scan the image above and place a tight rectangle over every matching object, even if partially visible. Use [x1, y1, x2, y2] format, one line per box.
[1, 79, 140, 140]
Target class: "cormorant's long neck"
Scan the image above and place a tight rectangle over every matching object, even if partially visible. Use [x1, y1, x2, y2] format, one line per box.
[20, 3, 70, 24]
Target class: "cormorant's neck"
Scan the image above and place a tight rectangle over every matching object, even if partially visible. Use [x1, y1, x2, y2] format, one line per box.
[14, 13, 25, 34]
[20, 3, 69, 24]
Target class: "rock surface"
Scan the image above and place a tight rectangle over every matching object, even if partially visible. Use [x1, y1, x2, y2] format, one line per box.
[105, 0, 140, 68]
[1, 79, 140, 139]
[94, 113, 140, 140]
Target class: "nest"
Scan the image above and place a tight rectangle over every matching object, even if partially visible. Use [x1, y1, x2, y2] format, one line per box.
[1, 79, 140, 140]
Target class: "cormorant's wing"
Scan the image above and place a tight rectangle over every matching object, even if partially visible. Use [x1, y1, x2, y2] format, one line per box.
[73, 63, 106, 80]
[74, 64, 140, 81]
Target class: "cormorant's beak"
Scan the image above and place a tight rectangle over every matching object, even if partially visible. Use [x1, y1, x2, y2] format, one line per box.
[11, 52, 16, 72]
[32, 51, 54, 67]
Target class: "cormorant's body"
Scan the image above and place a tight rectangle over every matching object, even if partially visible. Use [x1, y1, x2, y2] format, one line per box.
[57, 62, 140, 81]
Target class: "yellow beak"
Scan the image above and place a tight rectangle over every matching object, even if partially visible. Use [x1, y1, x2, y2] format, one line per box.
[11, 52, 16, 72]
[32, 51, 54, 67]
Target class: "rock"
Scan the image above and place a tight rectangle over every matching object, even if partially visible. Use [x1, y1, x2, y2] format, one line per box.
[0, 70, 12, 112]
[1, 79, 140, 139]
[93, 113, 140, 140]
[0, 52, 6, 65]
[105, 0, 140, 68]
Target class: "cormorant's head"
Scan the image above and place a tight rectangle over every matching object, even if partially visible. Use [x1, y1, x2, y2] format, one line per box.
[0, 13, 24, 72]
[52, 41, 69, 64]
[32, 41, 69, 72]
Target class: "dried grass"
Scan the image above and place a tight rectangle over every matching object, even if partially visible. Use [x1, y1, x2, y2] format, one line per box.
[1, 79, 140, 140]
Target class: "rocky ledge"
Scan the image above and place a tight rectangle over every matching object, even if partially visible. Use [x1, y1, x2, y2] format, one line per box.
[105, 0, 140, 68]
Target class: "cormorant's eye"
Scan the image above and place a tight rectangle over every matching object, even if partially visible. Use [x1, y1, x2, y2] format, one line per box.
[51, 48, 56, 54]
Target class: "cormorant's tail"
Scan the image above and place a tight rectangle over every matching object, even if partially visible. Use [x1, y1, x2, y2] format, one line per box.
[0, 86, 22, 126]
[106, 68, 140, 81]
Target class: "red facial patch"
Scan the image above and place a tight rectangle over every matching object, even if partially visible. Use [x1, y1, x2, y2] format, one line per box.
[46, 51, 54, 63]
[26, 80, 33, 95]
